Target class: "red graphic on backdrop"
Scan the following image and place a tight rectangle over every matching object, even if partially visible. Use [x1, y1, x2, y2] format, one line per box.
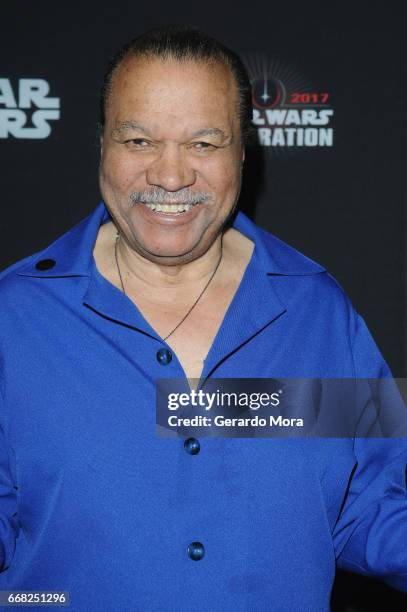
[243, 54, 335, 153]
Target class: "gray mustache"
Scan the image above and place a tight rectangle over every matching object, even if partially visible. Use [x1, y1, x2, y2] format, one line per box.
[130, 187, 211, 206]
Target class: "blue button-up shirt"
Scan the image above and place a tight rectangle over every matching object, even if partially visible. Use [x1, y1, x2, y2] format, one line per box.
[0, 202, 406, 610]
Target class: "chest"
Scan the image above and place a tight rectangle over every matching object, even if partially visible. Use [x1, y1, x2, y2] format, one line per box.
[133, 291, 232, 380]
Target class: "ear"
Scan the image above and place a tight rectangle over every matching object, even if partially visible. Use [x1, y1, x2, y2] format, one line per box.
[241, 147, 245, 166]
[97, 122, 104, 156]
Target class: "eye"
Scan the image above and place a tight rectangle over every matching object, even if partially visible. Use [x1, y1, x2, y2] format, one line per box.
[191, 141, 216, 151]
[124, 138, 152, 148]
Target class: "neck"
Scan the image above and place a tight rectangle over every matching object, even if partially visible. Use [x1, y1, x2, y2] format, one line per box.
[115, 230, 224, 292]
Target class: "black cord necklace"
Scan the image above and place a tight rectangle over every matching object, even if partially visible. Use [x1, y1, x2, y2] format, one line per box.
[114, 231, 223, 341]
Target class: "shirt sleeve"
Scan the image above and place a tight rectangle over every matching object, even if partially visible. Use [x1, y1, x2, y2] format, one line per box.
[0, 392, 19, 572]
[333, 314, 407, 592]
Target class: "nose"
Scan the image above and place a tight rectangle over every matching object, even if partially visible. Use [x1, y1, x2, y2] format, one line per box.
[146, 144, 196, 192]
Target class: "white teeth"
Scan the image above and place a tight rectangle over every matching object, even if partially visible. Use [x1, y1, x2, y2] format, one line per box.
[144, 203, 194, 213]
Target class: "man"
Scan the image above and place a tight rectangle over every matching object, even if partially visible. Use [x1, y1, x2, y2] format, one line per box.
[0, 25, 406, 611]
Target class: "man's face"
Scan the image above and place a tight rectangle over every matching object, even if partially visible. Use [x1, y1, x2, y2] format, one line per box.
[99, 55, 245, 263]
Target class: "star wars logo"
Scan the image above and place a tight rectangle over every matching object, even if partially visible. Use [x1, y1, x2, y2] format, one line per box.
[244, 56, 335, 150]
[253, 105, 334, 147]
[0, 78, 60, 139]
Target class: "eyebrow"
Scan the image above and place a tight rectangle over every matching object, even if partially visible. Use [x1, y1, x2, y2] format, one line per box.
[112, 122, 230, 141]
[189, 127, 228, 140]
[112, 121, 150, 137]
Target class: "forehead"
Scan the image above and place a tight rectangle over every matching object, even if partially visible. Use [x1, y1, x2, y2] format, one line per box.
[106, 55, 239, 132]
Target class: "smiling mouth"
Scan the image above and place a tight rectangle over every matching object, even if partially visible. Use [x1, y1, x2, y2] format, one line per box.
[140, 202, 200, 214]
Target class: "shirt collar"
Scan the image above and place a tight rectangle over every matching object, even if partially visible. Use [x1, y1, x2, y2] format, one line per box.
[16, 201, 325, 278]
[17, 202, 111, 278]
[233, 212, 325, 275]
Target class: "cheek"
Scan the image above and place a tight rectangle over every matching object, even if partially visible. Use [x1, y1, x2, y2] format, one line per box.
[203, 160, 240, 199]
[101, 151, 141, 194]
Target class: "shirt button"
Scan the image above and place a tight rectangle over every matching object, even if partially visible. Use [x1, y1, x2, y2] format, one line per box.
[184, 437, 200, 455]
[187, 541, 205, 561]
[35, 258, 56, 271]
[156, 348, 172, 365]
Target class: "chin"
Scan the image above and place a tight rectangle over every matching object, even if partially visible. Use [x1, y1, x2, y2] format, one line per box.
[140, 243, 201, 261]
[130, 226, 213, 260]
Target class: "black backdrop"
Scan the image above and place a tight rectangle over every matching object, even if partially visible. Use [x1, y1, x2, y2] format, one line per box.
[1, 2, 406, 609]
